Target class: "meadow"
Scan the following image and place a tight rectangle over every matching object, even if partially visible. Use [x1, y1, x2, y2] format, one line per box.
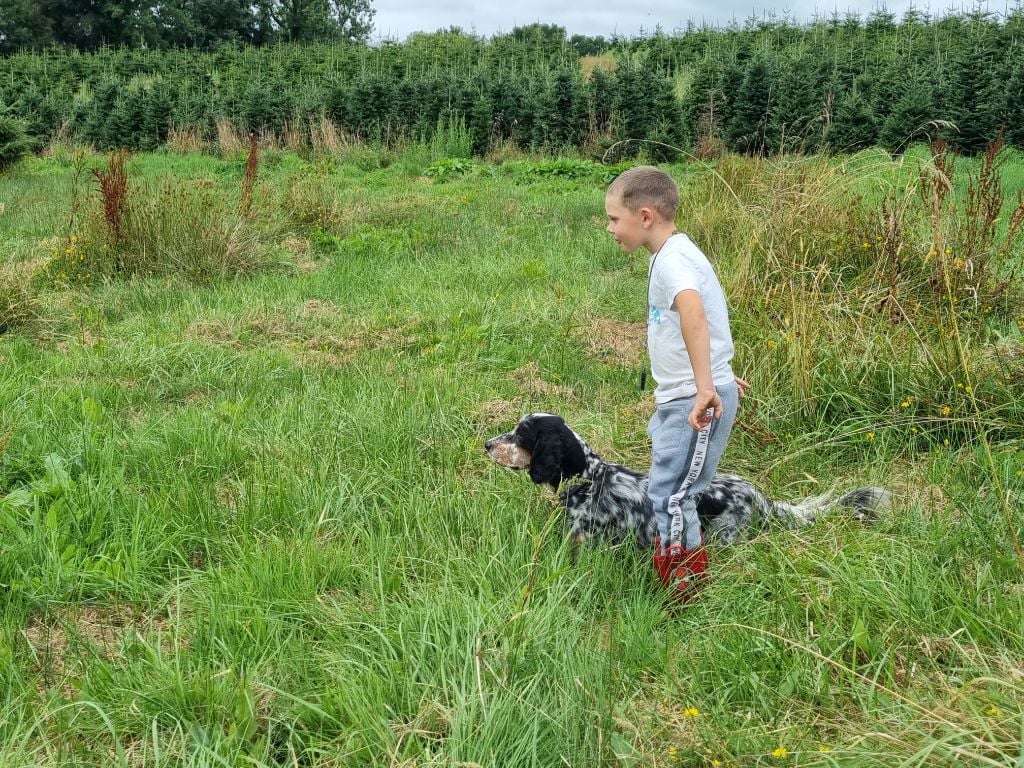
[0, 138, 1022, 766]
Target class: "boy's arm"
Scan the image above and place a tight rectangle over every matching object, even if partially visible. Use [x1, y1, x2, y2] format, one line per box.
[674, 289, 722, 430]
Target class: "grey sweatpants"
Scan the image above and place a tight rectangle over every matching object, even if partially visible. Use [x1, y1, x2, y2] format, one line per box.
[647, 381, 739, 551]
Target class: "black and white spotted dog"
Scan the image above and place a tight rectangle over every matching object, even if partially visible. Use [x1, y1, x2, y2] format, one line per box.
[485, 413, 889, 547]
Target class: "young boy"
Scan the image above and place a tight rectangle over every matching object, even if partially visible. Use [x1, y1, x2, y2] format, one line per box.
[604, 166, 746, 601]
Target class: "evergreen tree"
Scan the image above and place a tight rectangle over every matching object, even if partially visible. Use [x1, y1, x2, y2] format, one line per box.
[645, 70, 684, 160]
[943, 36, 1007, 154]
[825, 87, 877, 152]
[1006, 55, 1024, 149]
[142, 78, 176, 149]
[725, 52, 776, 155]
[347, 73, 392, 139]
[770, 53, 824, 153]
[879, 80, 938, 153]
[680, 56, 725, 149]
[545, 69, 585, 148]
[469, 88, 492, 156]
[0, 109, 36, 171]
[612, 66, 649, 147]
[487, 75, 528, 147]
[871, 55, 910, 129]
[588, 68, 615, 137]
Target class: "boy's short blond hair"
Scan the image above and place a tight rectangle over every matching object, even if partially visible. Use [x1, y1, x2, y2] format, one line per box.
[606, 166, 679, 221]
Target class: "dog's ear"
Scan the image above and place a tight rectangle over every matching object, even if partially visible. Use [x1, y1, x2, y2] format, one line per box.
[527, 417, 587, 486]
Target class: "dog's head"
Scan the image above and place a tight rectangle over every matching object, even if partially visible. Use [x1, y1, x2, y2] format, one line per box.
[484, 413, 588, 487]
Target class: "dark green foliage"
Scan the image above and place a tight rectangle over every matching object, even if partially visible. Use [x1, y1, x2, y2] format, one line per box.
[587, 68, 615, 137]
[569, 34, 608, 56]
[541, 70, 586, 149]
[0, 0, 374, 52]
[0, 111, 36, 171]
[1006, 57, 1024, 149]
[879, 81, 938, 153]
[943, 34, 1008, 155]
[240, 75, 295, 135]
[3, 10, 1024, 157]
[826, 88, 878, 152]
[0, 0, 56, 51]
[770, 53, 824, 153]
[611, 65, 683, 159]
[726, 52, 776, 156]
[680, 57, 725, 149]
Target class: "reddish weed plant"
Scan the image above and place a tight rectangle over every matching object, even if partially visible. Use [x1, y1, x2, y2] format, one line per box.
[92, 149, 129, 242]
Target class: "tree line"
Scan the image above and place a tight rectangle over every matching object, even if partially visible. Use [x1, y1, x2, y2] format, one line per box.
[0, 0, 376, 51]
[1, 12, 1023, 158]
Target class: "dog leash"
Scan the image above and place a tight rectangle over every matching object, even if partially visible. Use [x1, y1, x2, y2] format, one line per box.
[640, 231, 681, 392]
[668, 406, 715, 549]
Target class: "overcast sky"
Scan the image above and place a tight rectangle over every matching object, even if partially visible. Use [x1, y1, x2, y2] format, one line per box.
[370, 0, 1010, 40]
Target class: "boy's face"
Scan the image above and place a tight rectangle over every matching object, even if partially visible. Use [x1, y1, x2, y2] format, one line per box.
[604, 193, 653, 253]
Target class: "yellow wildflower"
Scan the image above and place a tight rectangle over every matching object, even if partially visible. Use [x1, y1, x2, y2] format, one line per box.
[940, 406, 951, 416]
[818, 745, 832, 753]
[985, 706, 1002, 717]
[683, 707, 701, 717]
[900, 401, 910, 408]
[772, 747, 789, 759]
[866, 432, 875, 441]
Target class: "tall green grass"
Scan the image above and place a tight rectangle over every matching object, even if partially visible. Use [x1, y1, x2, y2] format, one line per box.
[0, 144, 1021, 766]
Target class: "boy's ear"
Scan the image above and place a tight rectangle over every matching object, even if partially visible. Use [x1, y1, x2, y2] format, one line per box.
[639, 206, 656, 227]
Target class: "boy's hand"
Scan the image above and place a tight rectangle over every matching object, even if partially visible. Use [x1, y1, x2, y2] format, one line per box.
[735, 375, 751, 399]
[689, 389, 721, 430]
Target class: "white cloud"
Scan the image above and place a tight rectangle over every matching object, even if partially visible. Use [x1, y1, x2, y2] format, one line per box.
[369, 0, 993, 40]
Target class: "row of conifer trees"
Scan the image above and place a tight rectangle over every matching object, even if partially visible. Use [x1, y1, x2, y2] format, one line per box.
[2, 10, 1023, 157]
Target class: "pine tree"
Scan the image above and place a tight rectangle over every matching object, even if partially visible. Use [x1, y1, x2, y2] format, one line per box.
[645, 71, 684, 160]
[546, 69, 585, 149]
[469, 91, 492, 157]
[944, 36, 1007, 155]
[1006, 55, 1024, 150]
[587, 68, 615, 137]
[879, 81, 937, 153]
[0, 109, 36, 171]
[770, 53, 824, 153]
[825, 87, 877, 152]
[142, 79, 176, 149]
[725, 52, 776, 155]
[680, 56, 725, 149]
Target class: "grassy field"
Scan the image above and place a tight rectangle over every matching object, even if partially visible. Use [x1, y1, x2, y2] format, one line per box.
[0, 142, 1023, 767]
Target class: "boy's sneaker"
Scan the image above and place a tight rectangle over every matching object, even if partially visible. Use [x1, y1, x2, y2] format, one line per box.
[653, 538, 709, 604]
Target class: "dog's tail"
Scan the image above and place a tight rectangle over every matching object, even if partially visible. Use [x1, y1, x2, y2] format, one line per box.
[767, 486, 891, 530]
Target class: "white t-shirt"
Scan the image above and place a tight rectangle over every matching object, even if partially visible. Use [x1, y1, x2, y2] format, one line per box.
[647, 233, 735, 404]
